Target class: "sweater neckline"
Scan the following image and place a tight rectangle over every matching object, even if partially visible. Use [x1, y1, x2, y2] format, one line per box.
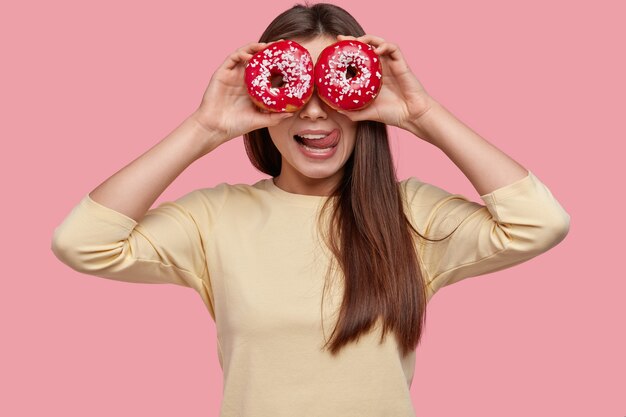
[261, 177, 335, 207]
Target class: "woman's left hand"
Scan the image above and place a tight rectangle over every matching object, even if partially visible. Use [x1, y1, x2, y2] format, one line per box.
[334, 34, 434, 130]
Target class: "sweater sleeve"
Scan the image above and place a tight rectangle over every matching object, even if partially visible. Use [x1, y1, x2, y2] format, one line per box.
[401, 170, 570, 297]
[51, 189, 223, 318]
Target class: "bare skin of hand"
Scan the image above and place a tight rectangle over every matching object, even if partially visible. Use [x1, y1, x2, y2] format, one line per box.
[334, 34, 435, 131]
[192, 40, 294, 146]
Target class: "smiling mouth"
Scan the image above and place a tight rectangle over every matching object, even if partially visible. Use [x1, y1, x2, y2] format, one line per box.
[293, 130, 340, 149]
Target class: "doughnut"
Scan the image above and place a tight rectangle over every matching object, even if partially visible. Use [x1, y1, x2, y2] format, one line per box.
[244, 40, 314, 112]
[314, 40, 383, 111]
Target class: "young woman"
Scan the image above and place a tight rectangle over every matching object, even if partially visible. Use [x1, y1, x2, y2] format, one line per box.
[51, 3, 570, 416]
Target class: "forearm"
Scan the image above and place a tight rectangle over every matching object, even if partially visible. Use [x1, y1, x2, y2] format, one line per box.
[89, 111, 224, 222]
[407, 98, 529, 196]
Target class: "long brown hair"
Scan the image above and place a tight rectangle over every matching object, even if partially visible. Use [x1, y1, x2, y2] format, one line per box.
[244, 2, 441, 357]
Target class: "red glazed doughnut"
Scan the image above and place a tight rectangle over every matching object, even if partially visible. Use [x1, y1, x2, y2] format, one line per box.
[314, 40, 383, 111]
[244, 40, 314, 112]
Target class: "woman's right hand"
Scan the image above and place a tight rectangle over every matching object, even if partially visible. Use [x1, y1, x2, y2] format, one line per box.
[191, 41, 294, 146]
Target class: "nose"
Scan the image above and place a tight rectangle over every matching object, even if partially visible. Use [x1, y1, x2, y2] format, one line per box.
[298, 90, 328, 121]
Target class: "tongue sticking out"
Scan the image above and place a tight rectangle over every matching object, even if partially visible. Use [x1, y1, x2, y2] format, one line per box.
[298, 130, 340, 148]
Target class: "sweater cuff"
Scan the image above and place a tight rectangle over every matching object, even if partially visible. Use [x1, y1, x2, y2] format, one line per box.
[477, 169, 569, 228]
[82, 193, 139, 232]
[479, 169, 534, 204]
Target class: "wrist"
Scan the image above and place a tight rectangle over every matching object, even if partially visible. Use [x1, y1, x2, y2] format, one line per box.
[403, 96, 441, 142]
[188, 110, 229, 154]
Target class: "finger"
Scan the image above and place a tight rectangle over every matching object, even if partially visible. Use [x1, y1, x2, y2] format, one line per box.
[336, 106, 377, 123]
[224, 50, 253, 70]
[374, 42, 401, 57]
[266, 38, 286, 46]
[223, 42, 268, 70]
[357, 34, 386, 47]
[267, 111, 295, 123]
[351, 35, 400, 61]
[236, 41, 269, 55]
[246, 42, 268, 53]
[337, 34, 390, 57]
[251, 111, 295, 129]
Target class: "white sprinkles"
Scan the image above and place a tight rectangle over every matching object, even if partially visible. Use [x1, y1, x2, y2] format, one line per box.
[246, 41, 313, 109]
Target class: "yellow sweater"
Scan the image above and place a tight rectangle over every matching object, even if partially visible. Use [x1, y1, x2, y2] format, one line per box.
[51, 170, 569, 416]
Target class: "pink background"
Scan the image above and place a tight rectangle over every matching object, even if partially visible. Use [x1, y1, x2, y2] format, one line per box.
[2, 0, 623, 415]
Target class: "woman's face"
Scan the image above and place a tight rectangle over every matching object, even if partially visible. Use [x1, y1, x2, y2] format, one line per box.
[267, 35, 358, 196]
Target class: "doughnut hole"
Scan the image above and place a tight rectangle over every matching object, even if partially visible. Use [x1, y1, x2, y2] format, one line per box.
[346, 65, 359, 79]
[269, 71, 286, 88]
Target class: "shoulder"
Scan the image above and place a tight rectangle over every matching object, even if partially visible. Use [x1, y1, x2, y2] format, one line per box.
[399, 176, 481, 234]
[171, 179, 273, 214]
[399, 176, 465, 206]
[184, 181, 261, 200]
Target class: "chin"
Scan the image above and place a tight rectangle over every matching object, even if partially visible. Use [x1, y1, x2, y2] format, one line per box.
[286, 154, 347, 182]
[297, 165, 343, 180]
